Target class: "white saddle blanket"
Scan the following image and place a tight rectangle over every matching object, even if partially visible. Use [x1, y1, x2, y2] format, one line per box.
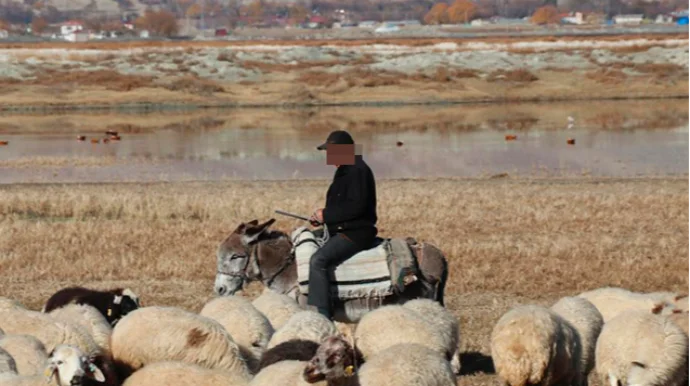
[291, 227, 394, 300]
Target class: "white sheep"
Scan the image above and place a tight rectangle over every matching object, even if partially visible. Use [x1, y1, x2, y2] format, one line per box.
[266, 311, 338, 350]
[401, 299, 461, 374]
[490, 304, 581, 386]
[110, 306, 251, 382]
[357, 343, 457, 386]
[0, 346, 18, 375]
[668, 310, 689, 336]
[577, 287, 679, 322]
[121, 360, 250, 386]
[251, 289, 303, 331]
[0, 307, 101, 357]
[0, 344, 106, 386]
[199, 296, 274, 373]
[550, 296, 604, 381]
[48, 304, 113, 353]
[250, 360, 330, 386]
[353, 305, 452, 364]
[0, 298, 26, 311]
[0, 335, 48, 376]
[595, 310, 688, 386]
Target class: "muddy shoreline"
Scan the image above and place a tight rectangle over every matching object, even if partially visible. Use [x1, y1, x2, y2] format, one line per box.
[0, 93, 687, 114]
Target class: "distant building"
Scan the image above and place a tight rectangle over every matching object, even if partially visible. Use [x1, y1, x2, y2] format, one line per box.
[562, 12, 584, 25]
[64, 30, 90, 42]
[613, 14, 644, 25]
[358, 21, 379, 28]
[60, 20, 84, 36]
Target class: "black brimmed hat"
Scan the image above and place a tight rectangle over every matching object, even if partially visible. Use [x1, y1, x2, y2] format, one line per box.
[317, 130, 354, 151]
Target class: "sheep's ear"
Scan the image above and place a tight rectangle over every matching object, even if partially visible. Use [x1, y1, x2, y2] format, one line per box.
[122, 288, 140, 305]
[113, 295, 123, 305]
[87, 362, 106, 382]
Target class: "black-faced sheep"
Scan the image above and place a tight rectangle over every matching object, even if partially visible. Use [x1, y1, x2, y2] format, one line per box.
[302, 335, 363, 385]
[595, 310, 688, 386]
[490, 304, 582, 386]
[251, 360, 327, 386]
[42, 286, 140, 327]
[257, 339, 321, 372]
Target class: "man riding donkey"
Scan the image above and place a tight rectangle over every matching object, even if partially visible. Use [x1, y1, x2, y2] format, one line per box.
[308, 130, 378, 321]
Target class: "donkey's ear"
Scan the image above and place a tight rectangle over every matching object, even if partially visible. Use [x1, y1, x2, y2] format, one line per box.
[247, 219, 259, 227]
[242, 219, 276, 245]
[233, 223, 247, 234]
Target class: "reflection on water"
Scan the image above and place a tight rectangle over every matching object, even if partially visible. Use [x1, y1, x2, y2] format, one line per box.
[0, 102, 687, 183]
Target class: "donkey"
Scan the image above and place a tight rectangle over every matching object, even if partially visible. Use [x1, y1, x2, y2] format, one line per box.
[214, 218, 449, 323]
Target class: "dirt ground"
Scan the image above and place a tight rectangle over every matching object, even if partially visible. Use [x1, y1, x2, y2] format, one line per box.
[0, 177, 687, 385]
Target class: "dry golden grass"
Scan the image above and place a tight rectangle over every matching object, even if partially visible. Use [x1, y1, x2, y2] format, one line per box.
[0, 156, 168, 168]
[486, 69, 539, 83]
[162, 75, 226, 95]
[0, 178, 687, 385]
[585, 68, 628, 84]
[1, 99, 686, 135]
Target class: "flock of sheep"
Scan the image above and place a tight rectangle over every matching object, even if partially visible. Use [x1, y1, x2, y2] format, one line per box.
[0, 284, 687, 386]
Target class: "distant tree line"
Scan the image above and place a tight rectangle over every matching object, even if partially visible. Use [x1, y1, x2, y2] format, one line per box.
[0, 0, 686, 33]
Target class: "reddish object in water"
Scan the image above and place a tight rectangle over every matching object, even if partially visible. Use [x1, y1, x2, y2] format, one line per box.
[105, 130, 118, 136]
[396, 141, 403, 147]
[0, 141, 8, 146]
[505, 134, 517, 141]
[91, 138, 99, 144]
[567, 138, 576, 145]
[77, 135, 86, 141]
[110, 135, 121, 141]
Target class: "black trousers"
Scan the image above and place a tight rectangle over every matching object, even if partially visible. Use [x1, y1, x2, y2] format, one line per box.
[307, 233, 364, 319]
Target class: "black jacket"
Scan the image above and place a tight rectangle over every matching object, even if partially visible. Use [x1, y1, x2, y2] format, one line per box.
[322, 155, 378, 249]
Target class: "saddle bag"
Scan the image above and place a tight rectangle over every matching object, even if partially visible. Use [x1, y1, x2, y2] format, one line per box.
[385, 238, 420, 294]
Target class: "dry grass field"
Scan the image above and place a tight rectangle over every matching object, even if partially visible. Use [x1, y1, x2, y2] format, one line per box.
[0, 34, 686, 110]
[0, 177, 687, 385]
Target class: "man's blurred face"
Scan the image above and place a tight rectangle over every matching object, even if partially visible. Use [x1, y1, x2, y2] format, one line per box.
[326, 144, 355, 166]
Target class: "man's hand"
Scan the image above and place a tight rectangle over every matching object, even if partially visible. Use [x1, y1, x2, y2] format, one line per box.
[309, 209, 324, 227]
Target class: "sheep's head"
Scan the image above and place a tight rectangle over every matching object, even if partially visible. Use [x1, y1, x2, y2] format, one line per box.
[107, 288, 141, 326]
[303, 335, 359, 383]
[44, 345, 105, 386]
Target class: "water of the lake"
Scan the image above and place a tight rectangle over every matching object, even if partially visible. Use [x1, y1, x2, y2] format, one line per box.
[0, 100, 687, 183]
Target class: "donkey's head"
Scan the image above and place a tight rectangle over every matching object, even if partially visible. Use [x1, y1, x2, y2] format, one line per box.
[214, 218, 276, 296]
